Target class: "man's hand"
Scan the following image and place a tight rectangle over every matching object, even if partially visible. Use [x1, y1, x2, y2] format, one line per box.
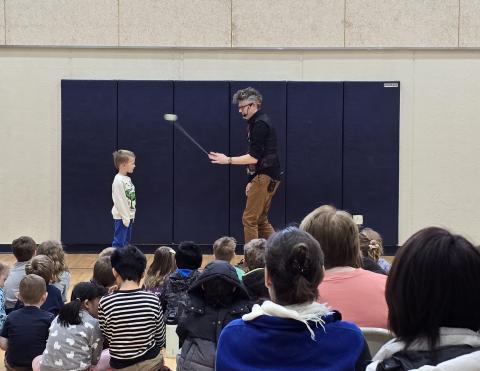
[245, 182, 252, 196]
[209, 152, 229, 165]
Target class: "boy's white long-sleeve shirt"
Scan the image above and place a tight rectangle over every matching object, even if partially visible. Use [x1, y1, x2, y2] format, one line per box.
[111, 174, 136, 227]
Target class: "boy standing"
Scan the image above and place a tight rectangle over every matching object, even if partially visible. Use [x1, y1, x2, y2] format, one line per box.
[0, 274, 54, 370]
[98, 245, 165, 370]
[112, 150, 136, 248]
[4, 236, 36, 312]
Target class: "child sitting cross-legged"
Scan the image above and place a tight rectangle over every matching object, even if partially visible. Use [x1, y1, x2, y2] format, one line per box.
[98, 245, 165, 370]
[0, 274, 54, 370]
[15, 255, 64, 316]
[176, 260, 251, 371]
[32, 282, 107, 371]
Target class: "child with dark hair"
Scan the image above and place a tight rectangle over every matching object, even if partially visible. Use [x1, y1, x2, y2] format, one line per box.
[4, 236, 36, 311]
[161, 241, 202, 324]
[15, 255, 64, 316]
[98, 245, 165, 370]
[216, 227, 370, 371]
[32, 282, 106, 371]
[91, 256, 116, 291]
[0, 274, 54, 369]
[144, 246, 176, 298]
[176, 261, 251, 371]
[367, 227, 480, 370]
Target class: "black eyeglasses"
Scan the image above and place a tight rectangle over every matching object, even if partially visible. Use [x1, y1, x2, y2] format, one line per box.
[238, 103, 253, 110]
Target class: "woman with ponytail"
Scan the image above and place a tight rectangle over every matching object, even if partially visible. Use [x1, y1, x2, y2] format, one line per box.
[216, 227, 370, 371]
[32, 282, 107, 371]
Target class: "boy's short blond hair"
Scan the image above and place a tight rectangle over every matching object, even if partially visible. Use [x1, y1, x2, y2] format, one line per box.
[113, 149, 135, 169]
[19, 274, 46, 304]
[26, 255, 54, 285]
[213, 236, 236, 263]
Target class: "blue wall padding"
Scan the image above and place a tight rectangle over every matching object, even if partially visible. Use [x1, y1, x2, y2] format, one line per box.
[61, 80, 400, 246]
[173, 81, 230, 244]
[286, 82, 344, 226]
[117, 80, 174, 244]
[343, 82, 400, 245]
[61, 80, 117, 244]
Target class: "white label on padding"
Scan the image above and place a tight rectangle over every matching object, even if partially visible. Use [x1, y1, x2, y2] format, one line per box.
[384, 82, 399, 88]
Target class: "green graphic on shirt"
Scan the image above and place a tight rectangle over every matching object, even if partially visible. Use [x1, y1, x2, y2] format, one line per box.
[125, 187, 136, 210]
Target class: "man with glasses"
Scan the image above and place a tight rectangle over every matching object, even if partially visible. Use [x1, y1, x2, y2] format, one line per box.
[209, 87, 281, 243]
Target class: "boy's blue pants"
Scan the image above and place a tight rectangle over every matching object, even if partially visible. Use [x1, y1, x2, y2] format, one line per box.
[112, 219, 133, 248]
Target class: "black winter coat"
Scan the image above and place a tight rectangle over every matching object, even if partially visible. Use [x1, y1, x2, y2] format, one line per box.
[176, 261, 251, 371]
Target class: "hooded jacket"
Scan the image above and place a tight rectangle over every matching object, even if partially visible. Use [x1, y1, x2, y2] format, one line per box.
[161, 269, 201, 324]
[241, 268, 270, 304]
[367, 327, 480, 371]
[176, 261, 251, 371]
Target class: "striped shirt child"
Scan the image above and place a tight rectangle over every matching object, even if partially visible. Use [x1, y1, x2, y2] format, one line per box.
[98, 289, 165, 369]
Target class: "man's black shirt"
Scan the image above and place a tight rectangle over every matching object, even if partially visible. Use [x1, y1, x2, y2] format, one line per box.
[247, 110, 281, 182]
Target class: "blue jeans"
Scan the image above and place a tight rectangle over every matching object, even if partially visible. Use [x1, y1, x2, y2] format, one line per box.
[112, 219, 133, 247]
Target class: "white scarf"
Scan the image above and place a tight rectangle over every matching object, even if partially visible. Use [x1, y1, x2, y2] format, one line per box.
[242, 300, 332, 340]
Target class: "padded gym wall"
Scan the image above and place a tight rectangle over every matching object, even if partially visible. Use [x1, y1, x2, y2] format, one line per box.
[173, 81, 230, 244]
[61, 80, 399, 247]
[286, 82, 344, 226]
[117, 81, 174, 244]
[343, 82, 400, 245]
[61, 80, 117, 244]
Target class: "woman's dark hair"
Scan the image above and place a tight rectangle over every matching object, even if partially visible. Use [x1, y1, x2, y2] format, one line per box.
[58, 282, 106, 327]
[387, 227, 480, 351]
[266, 227, 324, 306]
[175, 241, 202, 270]
[110, 245, 147, 282]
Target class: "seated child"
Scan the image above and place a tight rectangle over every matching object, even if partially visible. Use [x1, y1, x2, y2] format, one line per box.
[98, 245, 165, 370]
[176, 260, 251, 371]
[91, 256, 116, 291]
[0, 274, 54, 369]
[4, 236, 36, 311]
[98, 247, 115, 258]
[144, 246, 176, 299]
[241, 238, 269, 304]
[33, 282, 106, 371]
[0, 263, 10, 331]
[360, 227, 391, 273]
[15, 255, 64, 316]
[37, 240, 71, 302]
[161, 241, 202, 324]
[213, 237, 244, 280]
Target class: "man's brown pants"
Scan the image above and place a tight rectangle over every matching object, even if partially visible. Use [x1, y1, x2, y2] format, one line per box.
[242, 174, 279, 243]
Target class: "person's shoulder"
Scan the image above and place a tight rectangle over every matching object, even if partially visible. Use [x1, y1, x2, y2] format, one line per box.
[47, 284, 63, 297]
[324, 319, 364, 344]
[357, 268, 388, 281]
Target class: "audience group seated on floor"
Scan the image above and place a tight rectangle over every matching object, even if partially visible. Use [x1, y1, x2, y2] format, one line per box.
[0, 205, 480, 371]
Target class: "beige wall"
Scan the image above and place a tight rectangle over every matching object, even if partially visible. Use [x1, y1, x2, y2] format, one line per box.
[1, 0, 480, 48]
[1, 48, 480, 245]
